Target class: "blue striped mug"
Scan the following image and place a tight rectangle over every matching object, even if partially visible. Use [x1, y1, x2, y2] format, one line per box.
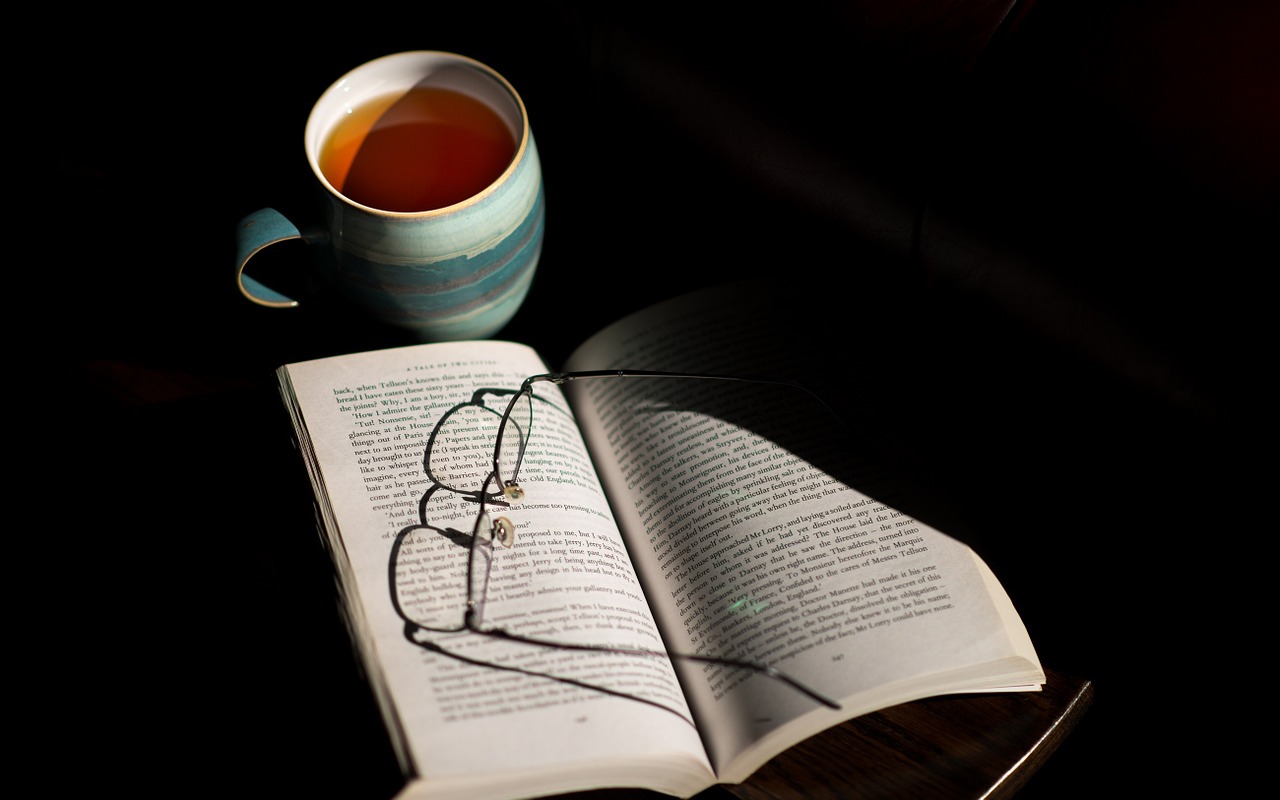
[235, 51, 544, 341]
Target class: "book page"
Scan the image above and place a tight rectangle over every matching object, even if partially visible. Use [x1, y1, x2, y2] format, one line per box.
[562, 283, 1044, 780]
[279, 340, 714, 800]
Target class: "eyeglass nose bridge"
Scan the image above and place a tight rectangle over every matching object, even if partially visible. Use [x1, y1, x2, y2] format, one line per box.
[489, 514, 515, 547]
[476, 509, 514, 545]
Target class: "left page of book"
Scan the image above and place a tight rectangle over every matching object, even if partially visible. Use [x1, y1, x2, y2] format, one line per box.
[278, 340, 715, 800]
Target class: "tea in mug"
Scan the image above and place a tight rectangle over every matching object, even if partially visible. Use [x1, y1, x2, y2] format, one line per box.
[319, 85, 516, 212]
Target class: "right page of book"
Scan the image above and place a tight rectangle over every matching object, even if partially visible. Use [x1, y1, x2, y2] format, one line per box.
[561, 281, 1045, 782]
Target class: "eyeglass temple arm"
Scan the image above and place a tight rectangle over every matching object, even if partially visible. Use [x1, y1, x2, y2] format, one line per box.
[501, 369, 846, 710]
[529, 370, 839, 415]
[531, 369, 794, 386]
[520, 370, 850, 447]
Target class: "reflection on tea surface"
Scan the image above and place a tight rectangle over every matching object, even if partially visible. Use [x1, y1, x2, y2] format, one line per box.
[320, 85, 516, 212]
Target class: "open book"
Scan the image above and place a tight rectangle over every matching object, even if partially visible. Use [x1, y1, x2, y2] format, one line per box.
[277, 282, 1044, 800]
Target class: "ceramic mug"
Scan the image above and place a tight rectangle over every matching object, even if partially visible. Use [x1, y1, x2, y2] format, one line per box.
[235, 51, 545, 341]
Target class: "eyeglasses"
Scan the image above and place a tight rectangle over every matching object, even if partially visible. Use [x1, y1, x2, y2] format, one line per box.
[388, 369, 843, 720]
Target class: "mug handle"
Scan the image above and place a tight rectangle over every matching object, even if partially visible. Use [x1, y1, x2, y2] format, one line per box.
[235, 207, 317, 308]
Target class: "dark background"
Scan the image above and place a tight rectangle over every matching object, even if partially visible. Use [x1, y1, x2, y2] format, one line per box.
[31, 1, 1273, 797]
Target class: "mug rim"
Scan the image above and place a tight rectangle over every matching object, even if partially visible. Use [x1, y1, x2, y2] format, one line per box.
[304, 50, 531, 218]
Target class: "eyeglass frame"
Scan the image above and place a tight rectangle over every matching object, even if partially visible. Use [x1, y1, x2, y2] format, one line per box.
[389, 368, 844, 716]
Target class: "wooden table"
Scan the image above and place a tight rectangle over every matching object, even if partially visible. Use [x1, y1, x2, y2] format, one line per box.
[716, 668, 1092, 800]
[549, 670, 1091, 800]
